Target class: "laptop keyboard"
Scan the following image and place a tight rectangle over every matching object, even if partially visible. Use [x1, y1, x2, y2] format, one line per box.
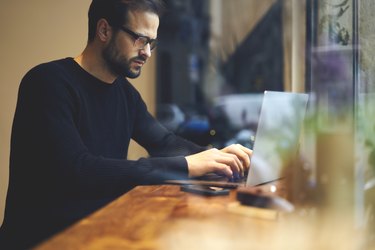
[196, 172, 248, 183]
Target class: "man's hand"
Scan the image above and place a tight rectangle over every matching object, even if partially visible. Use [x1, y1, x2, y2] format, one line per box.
[185, 144, 252, 178]
[220, 144, 252, 175]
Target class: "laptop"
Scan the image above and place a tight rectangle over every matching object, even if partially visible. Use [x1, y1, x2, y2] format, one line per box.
[246, 91, 308, 186]
[166, 91, 309, 188]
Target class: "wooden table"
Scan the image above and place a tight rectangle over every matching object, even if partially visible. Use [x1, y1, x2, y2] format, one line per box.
[33, 182, 370, 250]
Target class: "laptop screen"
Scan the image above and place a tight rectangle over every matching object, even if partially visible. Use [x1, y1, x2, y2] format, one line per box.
[246, 91, 309, 186]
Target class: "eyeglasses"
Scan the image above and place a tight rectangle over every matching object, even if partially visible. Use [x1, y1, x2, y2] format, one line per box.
[119, 26, 157, 51]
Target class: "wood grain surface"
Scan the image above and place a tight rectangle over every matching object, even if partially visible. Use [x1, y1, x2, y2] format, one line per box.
[33, 182, 369, 250]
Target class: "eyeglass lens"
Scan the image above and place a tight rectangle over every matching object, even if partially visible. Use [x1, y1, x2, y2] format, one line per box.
[135, 37, 157, 50]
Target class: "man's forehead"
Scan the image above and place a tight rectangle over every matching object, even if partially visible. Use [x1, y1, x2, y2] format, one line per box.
[125, 10, 159, 35]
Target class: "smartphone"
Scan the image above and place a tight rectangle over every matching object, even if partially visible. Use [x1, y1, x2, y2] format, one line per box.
[181, 185, 230, 196]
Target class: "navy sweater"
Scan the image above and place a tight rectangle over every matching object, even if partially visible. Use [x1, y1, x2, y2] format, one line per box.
[0, 58, 204, 249]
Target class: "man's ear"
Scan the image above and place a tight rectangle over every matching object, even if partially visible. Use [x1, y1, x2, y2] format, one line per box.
[96, 19, 111, 42]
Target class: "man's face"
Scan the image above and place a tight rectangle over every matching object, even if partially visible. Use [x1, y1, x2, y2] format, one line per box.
[102, 10, 159, 78]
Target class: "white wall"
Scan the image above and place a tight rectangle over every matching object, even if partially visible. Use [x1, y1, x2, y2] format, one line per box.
[0, 0, 155, 226]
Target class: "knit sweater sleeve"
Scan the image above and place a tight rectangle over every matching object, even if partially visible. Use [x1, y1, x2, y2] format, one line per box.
[11, 63, 203, 198]
[130, 84, 206, 157]
[130, 86, 207, 183]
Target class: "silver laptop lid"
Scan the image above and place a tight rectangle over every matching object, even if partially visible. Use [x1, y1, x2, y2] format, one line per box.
[246, 91, 309, 186]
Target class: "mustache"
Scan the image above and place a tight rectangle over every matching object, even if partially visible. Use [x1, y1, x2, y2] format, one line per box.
[131, 56, 147, 63]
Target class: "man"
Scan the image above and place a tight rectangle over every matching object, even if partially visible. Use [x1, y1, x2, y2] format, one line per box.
[0, 0, 251, 248]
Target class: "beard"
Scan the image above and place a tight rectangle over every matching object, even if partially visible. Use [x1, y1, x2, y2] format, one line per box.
[102, 36, 143, 79]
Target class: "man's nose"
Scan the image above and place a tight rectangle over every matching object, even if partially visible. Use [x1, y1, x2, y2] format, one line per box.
[140, 43, 152, 58]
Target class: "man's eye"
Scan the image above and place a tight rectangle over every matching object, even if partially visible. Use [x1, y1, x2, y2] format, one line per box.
[138, 37, 148, 44]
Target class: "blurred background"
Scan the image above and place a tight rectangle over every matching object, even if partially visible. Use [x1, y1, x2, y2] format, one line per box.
[155, 0, 293, 149]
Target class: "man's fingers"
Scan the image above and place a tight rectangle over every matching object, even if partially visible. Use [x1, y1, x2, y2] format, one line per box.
[185, 146, 251, 178]
[222, 144, 252, 170]
[216, 152, 243, 177]
[223, 154, 241, 175]
[237, 144, 253, 157]
[235, 144, 252, 169]
[212, 163, 233, 177]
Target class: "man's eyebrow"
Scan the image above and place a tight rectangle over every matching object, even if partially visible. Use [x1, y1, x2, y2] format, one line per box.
[130, 29, 156, 39]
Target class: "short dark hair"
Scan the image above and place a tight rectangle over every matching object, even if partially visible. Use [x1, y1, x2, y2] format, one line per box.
[87, 0, 165, 43]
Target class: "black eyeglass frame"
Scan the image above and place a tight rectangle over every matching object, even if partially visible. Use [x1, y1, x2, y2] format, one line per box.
[118, 26, 157, 51]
